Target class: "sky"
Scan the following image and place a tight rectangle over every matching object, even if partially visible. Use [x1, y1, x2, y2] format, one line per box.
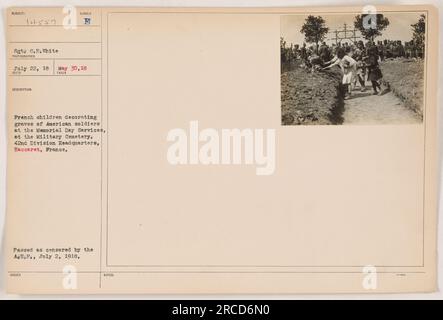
[281, 12, 425, 46]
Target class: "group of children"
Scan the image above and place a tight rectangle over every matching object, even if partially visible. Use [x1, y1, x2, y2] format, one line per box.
[323, 43, 389, 99]
[281, 39, 393, 99]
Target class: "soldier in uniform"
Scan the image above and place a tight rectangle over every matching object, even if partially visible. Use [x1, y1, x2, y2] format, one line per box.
[319, 41, 331, 63]
[300, 43, 307, 62]
[377, 41, 385, 61]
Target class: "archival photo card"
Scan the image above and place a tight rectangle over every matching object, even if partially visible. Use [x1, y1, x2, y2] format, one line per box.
[5, 5, 439, 294]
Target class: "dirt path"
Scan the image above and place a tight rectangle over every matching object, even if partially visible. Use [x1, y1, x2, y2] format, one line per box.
[343, 84, 421, 124]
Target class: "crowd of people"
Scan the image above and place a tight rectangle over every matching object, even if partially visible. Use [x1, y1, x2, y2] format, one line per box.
[281, 38, 425, 99]
[281, 39, 424, 66]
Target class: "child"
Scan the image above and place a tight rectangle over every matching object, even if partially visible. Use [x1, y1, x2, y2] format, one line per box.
[342, 59, 353, 93]
[355, 60, 367, 92]
[352, 46, 367, 92]
[308, 53, 323, 72]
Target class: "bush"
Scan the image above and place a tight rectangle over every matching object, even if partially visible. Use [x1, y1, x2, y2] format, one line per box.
[281, 67, 343, 125]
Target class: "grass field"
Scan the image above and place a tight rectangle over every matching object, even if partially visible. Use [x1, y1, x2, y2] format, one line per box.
[380, 59, 424, 118]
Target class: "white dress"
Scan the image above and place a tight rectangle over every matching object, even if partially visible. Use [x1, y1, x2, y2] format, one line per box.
[339, 55, 357, 85]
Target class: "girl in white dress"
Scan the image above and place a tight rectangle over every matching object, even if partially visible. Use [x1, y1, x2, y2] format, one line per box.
[323, 48, 357, 100]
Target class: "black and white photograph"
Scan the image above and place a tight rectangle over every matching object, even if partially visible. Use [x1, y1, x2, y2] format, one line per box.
[281, 12, 427, 125]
